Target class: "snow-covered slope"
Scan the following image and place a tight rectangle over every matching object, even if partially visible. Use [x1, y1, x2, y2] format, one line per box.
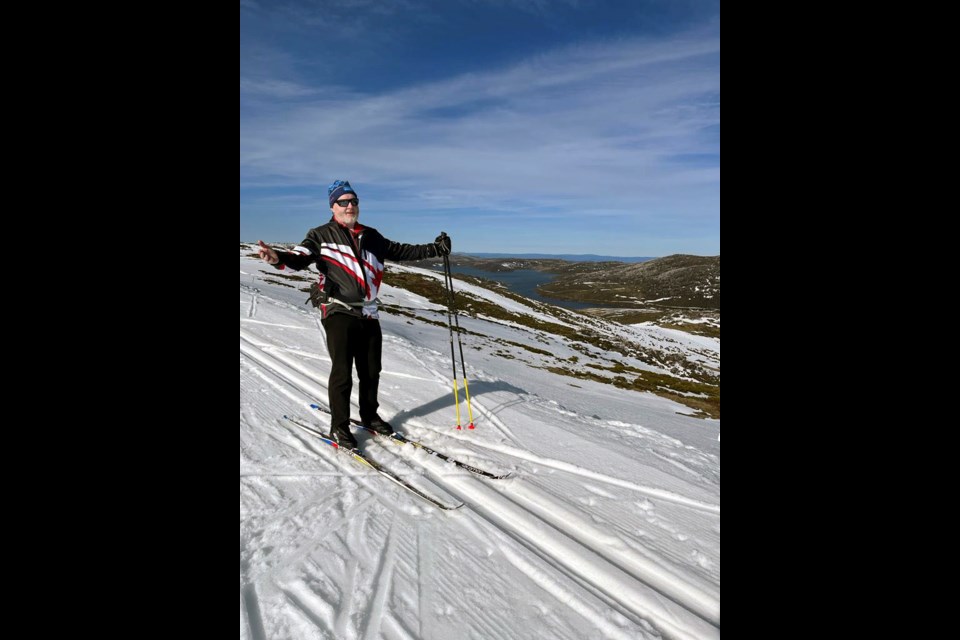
[240, 245, 720, 639]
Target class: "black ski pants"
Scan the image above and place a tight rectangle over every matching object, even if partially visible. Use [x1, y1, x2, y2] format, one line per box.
[322, 313, 382, 431]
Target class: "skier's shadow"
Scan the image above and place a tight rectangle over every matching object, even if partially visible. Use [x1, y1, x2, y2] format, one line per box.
[389, 379, 528, 428]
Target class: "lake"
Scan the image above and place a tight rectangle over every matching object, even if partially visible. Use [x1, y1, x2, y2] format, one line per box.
[428, 264, 599, 310]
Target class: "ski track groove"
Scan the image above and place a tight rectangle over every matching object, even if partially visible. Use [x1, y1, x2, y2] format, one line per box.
[333, 512, 364, 639]
[382, 617, 418, 640]
[408, 455, 719, 640]
[491, 473, 719, 624]
[246, 491, 377, 590]
[410, 418, 720, 516]
[535, 478, 719, 587]
[453, 514, 639, 640]
[241, 583, 268, 640]
[416, 520, 430, 640]
[650, 449, 719, 485]
[411, 520, 521, 640]
[281, 580, 337, 639]
[241, 318, 313, 330]
[241, 451, 377, 593]
[241, 477, 343, 578]
[361, 513, 400, 640]
[467, 394, 522, 444]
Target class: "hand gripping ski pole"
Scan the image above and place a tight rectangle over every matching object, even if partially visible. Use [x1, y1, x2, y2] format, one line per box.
[440, 233, 475, 430]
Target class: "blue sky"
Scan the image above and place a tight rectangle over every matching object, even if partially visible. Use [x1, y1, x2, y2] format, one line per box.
[240, 0, 720, 257]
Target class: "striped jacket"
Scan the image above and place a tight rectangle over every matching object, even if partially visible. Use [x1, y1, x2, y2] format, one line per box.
[273, 217, 438, 318]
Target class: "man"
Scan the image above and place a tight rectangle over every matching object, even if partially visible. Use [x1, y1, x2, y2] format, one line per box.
[256, 179, 452, 450]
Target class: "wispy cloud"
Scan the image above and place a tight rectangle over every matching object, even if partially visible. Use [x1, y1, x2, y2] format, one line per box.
[467, 0, 584, 15]
[240, 77, 320, 98]
[242, 29, 718, 213]
[248, 0, 421, 29]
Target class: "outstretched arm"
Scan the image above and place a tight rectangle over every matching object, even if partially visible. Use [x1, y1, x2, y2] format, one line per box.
[257, 239, 317, 271]
[384, 233, 452, 261]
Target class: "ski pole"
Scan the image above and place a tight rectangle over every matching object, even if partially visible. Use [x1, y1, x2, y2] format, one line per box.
[440, 237, 475, 430]
[440, 240, 463, 430]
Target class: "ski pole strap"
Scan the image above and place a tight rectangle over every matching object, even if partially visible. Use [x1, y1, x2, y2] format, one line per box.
[329, 297, 381, 309]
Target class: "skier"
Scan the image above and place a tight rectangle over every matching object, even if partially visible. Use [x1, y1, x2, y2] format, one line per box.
[257, 179, 452, 449]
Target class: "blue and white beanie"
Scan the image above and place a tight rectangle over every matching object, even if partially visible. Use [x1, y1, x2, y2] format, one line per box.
[328, 179, 357, 207]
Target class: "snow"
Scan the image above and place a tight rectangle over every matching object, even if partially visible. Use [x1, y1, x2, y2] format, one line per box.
[628, 323, 720, 356]
[241, 245, 720, 639]
[390, 263, 577, 329]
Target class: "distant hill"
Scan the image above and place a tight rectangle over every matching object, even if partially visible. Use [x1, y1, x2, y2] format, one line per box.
[468, 252, 653, 263]
[539, 254, 720, 310]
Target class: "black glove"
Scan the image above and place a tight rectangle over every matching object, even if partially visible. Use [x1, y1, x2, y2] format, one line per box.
[306, 278, 338, 308]
[434, 233, 452, 257]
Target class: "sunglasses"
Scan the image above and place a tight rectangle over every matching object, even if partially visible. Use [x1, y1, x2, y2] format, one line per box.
[334, 198, 359, 207]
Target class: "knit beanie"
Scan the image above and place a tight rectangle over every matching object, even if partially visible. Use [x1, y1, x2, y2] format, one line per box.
[328, 179, 357, 207]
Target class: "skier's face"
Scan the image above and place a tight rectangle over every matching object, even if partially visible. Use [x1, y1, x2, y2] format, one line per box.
[331, 196, 359, 228]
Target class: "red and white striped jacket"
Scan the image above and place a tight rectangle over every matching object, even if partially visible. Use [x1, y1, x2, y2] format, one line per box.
[273, 217, 438, 319]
